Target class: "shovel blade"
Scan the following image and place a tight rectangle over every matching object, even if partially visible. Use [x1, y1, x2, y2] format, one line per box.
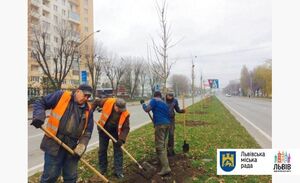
[138, 161, 156, 179]
[182, 141, 189, 153]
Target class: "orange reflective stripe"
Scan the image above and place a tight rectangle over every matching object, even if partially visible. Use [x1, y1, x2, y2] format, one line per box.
[98, 98, 130, 136]
[99, 98, 116, 127]
[118, 110, 129, 135]
[46, 91, 71, 137]
[46, 91, 91, 138]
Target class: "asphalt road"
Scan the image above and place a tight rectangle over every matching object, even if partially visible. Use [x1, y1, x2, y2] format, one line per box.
[217, 94, 272, 148]
[28, 96, 203, 176]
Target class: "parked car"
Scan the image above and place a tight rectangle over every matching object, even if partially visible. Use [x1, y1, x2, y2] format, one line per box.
[225, 93, 231, 97]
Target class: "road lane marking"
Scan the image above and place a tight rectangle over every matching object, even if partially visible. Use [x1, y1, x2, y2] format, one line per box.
[221, 99, 272, 142]
[28, 133, 44, 139]
[28, 163, 44, 175]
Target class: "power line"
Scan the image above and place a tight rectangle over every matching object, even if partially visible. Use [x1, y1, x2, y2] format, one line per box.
[170, 45, 271, 60]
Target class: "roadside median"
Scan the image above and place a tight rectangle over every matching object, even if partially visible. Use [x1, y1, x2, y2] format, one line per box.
[28, 96, 271, 183]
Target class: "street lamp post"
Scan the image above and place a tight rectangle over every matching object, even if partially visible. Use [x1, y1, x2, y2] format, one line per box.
[77, 29, 101, 84]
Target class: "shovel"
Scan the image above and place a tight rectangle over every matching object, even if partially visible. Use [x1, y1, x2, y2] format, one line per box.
[39, 126, 110, 183]
[95, 121, 156, 179]
[181, 95, 189, 153]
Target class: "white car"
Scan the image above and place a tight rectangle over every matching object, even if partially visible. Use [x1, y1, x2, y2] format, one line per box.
[225, 93, 231, 97]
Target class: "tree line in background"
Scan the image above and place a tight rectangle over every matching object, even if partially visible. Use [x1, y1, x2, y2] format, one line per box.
[224, 59, 272, 97]
[29, 0, 190, 99]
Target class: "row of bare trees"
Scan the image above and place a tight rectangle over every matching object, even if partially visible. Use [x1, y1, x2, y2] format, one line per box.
[29, 0, 183, 98]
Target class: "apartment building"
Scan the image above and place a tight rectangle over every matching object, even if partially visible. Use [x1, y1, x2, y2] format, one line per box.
[28, 0, 94, 98]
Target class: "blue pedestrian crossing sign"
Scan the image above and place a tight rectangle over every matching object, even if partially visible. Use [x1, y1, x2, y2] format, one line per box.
[208, 79, 219, 89]
[81, 71, 87, 84]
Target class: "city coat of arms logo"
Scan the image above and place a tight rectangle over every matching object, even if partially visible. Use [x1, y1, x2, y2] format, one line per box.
[220, 151, 236, 172]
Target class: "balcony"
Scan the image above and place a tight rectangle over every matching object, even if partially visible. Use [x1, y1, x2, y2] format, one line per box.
[68, 11, 80, 24]
[31, 0, 40, 8]
[68, 0, 79, 5]
[69, 30, 81, 42]
[30, 11, 40, 19]
[42, 0, 51, 12]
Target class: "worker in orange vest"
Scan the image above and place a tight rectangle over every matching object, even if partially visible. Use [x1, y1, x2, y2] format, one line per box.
[92, 98, 130, 179]
[31, 84, 94, 183]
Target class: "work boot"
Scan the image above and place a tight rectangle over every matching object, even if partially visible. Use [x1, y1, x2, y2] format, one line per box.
[157, 153, 171, 176]
[114, 173, 124, 179]
[167, 149, 176, 157]
[99, 169, 107, 175]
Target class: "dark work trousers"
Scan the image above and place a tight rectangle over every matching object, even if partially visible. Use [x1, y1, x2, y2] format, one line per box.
[40, 148, 78, 183]
[98, 126, 123, 174]
[167, 118, 175, 152]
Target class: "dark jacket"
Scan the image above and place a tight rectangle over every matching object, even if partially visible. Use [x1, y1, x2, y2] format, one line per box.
[166, 98, 185, 119]
[142, 97, 171, 126]
[92, 98, 130, 142]
[33, 90, 94, 156]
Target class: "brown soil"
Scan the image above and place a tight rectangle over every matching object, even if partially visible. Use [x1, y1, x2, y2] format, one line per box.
[86, 154, 205, 183]
[123, 154, 204, 183]
[187, 111, 207, 115]
[177, 120, 210, 126]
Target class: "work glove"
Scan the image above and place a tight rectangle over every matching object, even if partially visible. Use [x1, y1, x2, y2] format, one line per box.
[115, 139, 124, 147]
[31, 119, 44, 129]
[74, 143, 86, 158]
[140, 99, 145, 104]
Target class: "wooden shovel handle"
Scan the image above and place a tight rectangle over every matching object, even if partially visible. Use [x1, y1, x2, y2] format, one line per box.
[40, 126, 109, 183]
[181, 95, 186, 141]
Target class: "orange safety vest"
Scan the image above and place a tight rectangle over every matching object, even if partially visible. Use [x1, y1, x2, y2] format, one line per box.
[98, 98, 129, 135]
[46, 91, 90, 137]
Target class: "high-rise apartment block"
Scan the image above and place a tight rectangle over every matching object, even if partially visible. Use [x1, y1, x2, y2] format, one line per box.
[28, 0, 94, 98]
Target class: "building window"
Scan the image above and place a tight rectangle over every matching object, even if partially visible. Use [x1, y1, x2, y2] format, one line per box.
[30, 76, 40, 82]
[54, 15, 58, 24]
[45, 33, 51, 41]
[72, 70, 79, 76]
[84, 8, 88, 15]
[84, 0, 88, 6]
[62, 9, 66, 16]
[53, 5, 58, 11]
[31, 65, 39, 72]
[70, 79, 79, 85]
[62, 0, 66, 5]
[54, 36, 58, 43]
[84, 17, 88, 24]
[84, 26, 88, 32]
[42, 20, 50, 29]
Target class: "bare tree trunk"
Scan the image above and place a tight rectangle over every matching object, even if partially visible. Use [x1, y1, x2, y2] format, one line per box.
[31, 20, 80, 90]
[149, 0, 178, 96]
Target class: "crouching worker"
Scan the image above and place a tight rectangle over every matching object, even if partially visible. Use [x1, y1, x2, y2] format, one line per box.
[140, 91, 171, 176]
[92, 98, 130, 179]
[31, 84, 94, 183]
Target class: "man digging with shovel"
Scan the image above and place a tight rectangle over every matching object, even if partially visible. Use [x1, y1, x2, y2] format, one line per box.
[140, 91, 172, 176]
[92, 97, 130, 179]
[31, 84, 95, 183]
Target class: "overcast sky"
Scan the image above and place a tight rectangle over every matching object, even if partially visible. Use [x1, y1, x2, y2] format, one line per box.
[93, 0, 272, 88]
